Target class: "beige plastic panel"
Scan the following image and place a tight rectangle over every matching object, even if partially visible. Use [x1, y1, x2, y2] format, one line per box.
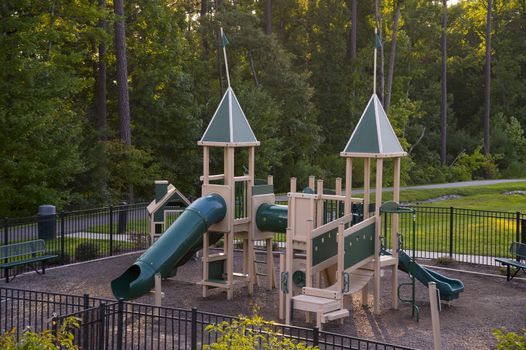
[202, 184, 232, 232]
[252, 194, 275, 241]
[293, 197, 315, 242]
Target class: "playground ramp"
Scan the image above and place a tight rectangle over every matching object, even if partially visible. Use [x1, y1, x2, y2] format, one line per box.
[398, 249, 464, 301]
[111, 194, 227, 300]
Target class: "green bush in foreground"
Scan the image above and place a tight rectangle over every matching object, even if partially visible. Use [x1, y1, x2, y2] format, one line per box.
[493, 328, 526, 350]
[204, 308, 318, 350]
[0, 316, 79, 350]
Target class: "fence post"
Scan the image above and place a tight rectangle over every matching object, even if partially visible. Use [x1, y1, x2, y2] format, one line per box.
[116, 299, 124, 350]
[51, 314, 59, 346]
[4, 218, 8, 281]
[516, 212, 521, 261]
[522, 217, 526, 244]
[191, 307, 198, 350]
[60, 213, 65, 264]
[82, 294, 90, 349]
[312, 326, 319, 347]
[109, 206, 114, 256]
[97, 303, 106, 350]
[449, 207, 454, 258]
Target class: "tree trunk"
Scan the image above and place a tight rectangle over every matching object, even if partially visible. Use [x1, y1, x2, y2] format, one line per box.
[113, 0, 131, 146]
[265, 0, 272, 35]
[484, 0, 492, 156]
[96, 0, 107, 140]
[375, 0, 384, 104]
[201, 0, 207, 17]
[348, 0, 357, 60]
[384, 0, 402, 111]
[440, 0, 447, 165]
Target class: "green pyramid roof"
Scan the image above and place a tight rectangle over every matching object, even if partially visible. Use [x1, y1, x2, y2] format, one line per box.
[340, 94, 406, 158]
[198, 87, 259, 147]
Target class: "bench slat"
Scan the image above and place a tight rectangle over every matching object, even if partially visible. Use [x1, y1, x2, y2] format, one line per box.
[0, 240, 46, 260]
[0, 255, 58, 269]
[511, 242, 526, 259]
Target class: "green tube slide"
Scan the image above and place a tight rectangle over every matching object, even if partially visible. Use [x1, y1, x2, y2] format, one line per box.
[111, 194, 226, 300]
[256, 203, 288, 232]
[398, 249, 464, 301]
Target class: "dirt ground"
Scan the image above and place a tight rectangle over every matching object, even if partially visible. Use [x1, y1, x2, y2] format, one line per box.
[7, 251, 526, 350]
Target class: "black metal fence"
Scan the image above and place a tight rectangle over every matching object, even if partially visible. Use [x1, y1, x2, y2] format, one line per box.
[2, 203, 150, 275]
[381, 206, 526, 265]
[2, 200, 525, 273]
[0, 287, 416, 350]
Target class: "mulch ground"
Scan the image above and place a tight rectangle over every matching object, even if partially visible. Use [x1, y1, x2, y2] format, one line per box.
[7, 251, 526, 350]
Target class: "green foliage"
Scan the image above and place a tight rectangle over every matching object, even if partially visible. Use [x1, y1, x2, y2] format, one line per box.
[75, 242, 99, 261]
[0, 316, 79, 350]
[449, 147, 499, 181]
[203, 308, 318, 350]
[2, 0, 526, 215]
[493, 328, 526, 350]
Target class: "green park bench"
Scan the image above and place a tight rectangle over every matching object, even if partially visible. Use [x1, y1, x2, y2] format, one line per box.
[495, 242, 526, 281]
[0, 239, 58, 283]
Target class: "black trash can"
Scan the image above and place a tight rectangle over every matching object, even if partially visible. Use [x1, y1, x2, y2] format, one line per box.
[38, 205, 56, 240]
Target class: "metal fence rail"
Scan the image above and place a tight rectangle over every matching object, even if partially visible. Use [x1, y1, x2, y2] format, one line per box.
[0, 287, 416, 350]
[2, 201, 525, 272]
[2, 203, 151, 276]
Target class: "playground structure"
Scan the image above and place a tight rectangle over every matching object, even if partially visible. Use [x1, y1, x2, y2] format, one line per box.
[146, 180, 191, 243]
[111, 29, 463, 330]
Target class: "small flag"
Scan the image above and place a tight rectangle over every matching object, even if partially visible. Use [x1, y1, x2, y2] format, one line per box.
[220, 31, 230, 48]
[374, 33, 382, 49]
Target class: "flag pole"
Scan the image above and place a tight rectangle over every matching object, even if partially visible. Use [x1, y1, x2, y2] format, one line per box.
[373, 27, 377, 95]
[220, 27, 231, 88]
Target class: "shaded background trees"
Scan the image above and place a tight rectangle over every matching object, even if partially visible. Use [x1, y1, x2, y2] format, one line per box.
[1, 0, 525, 216]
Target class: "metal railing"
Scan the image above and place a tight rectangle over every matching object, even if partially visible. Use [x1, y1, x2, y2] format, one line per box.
[2, 200, 525, 272]
[0, 287, 416, 350]
[1, 203, 151, 275]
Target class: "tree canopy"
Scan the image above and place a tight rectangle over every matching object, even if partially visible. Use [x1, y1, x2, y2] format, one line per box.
[1, 0, 525, 216]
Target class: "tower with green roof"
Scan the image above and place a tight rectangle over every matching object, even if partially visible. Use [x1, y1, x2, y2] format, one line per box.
[340, 93, 407, 315]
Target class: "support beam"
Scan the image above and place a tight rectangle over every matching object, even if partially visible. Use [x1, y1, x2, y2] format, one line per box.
[363, 158, 371, 218]
[345, 158, 353, 215]
[374, 158, 383, 315]
[391, 157, 401, 309]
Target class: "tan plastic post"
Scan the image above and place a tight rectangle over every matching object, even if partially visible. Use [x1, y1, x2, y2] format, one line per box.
[363, 158, 371, 218]
[267, 175, 273, 185]
[429, 282, 442, 350]
[309, 175, 315, 191]
[154, 273, 162, 307]
[392, 157, 401, 309]
[373, 158, 383, 315]
[290, 177, 297, 193]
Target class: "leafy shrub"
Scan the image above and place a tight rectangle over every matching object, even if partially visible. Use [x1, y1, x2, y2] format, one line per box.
[493, 328, 526, 349]
[203, 307, 318, 350]
[75, 242, 99, 261]
[0, 316, 79, 349]
[48, 251, 71, 265]
[435, 256, 456, 266]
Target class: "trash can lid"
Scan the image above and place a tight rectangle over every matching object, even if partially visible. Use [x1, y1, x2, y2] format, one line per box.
[38, 205, 56, 215]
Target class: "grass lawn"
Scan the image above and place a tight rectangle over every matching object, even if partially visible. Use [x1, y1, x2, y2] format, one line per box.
[381, 181, 526, 213]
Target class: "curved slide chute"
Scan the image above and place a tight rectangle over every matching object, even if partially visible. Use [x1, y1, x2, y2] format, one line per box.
[398, 249, 464, 301]
[111, 194, 226, 300]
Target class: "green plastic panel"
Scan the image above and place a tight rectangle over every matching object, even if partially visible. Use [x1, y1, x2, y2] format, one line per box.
[344, 221, 375, 269]
[377, 98, 405, 153]
[230, 89, 258, 143]
[252, 184, 274, 196]
[311, 228, 338, 267]
[208, 260, 225, 281]
[200, 88, 258, 144]
[343, 96, 379, 153]
[201, 91, 231, 142]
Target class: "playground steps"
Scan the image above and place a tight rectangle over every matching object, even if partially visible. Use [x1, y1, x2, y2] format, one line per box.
[292, 288, 349, 329]
[346, 268, 374, 295]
